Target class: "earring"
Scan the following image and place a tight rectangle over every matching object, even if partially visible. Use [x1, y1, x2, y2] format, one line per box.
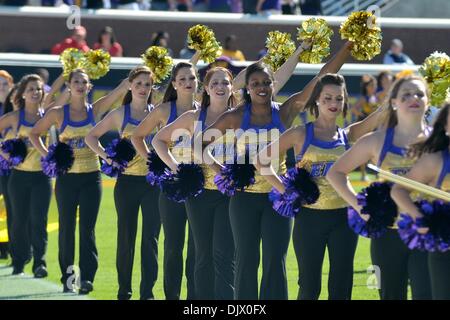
[246, 90, 250, 94]
[446, 131, 449, 137]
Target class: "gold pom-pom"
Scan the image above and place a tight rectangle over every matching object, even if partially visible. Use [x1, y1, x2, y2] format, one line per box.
[339, 11, 382, 61]
[141, 46, 174, 84]
[297, 18, 334, 64]
[81, 49, 111, 80]
[419, 51, 450, 106]
[395, 69, 415, 80]
[263, 31, 296, 72]
[187, 24, 222, 63]
[60, 48, 85, 79]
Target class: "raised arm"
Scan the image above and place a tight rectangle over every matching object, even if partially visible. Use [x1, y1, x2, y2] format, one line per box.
[255, 126, 305, 193]
[92, 78, 130, 121]
[152, 110, 196, 172]
[29, 107, 62, 157]
[189, 50, 201, 67]
[42, 73, 65, 110]
[273, 41, 311, 96]
[281, 41, 352, 123]
[131, 105, 167, 159]
[391, 153, 440, 220]
[326, 132, 379, 217]
[85, 108, 123, 163]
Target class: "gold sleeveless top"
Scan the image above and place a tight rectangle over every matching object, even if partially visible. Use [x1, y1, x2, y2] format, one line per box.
[59, 104, 99, 173]
[120, 104, 151, 176]
[296, 122, 350, 210]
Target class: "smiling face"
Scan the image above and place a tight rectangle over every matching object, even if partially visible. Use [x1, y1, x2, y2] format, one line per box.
[392, 79, 428, 119]
[68, 71, 91, 98]
[317, 84, 345, 118]
[172, 67, 198, 95]
[205, 69, 232, 103]
[130, 72, 153, 102]
[246, 70, 273, 104]
[22, 80, 43, 106]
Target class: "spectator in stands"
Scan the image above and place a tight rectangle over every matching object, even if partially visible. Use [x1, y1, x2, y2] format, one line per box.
[376, 70, 394, 102]
[383, 39, 414, 65]
[51, 26, 90, 55]
[151, 0, 170, 10]
[178, 38, 196, 59]
[151, 31, 174, 57]
[208, 0, 231, 12]
[93, 26, 124, 57]
[34, 68, 52, 94]
[168, 0, 193, 11]
[41, 0, 74, 6]
[299, 0, 322, 15]
[229, 0, 242, 12]
[86, 0, 105, 8]
[281, 0, 297, 14]
[256, 0, 281, 15]
[242, 0, 258, 13]
[117, 0, 150, 10]
[221, 35, 246, 61]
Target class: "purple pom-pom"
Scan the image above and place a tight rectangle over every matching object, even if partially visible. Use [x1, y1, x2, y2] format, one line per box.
[410, 200, 450, 252]
[347, 182, 398, 238]
[146, 149, 170, 186]
[41, 142, 74, 177]
[1, 138, 28, 166]
[268, 167, 320, 218]
[214, 153, 256, 196]
[0, 154, 11, 176]
[397, 214, 429, 251]
[101, 138, 136, 178]
[160, 163, 205, 203]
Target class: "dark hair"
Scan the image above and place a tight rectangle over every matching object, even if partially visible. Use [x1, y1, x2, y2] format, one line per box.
[122, 66, 153, 106]
[98, 26, 116, 46]
[68, 68, 90, 83]
[224, 34, 236, 50]
[242, 62, 274, 105]
[409, 103, 450, 158]
[379, 76, 429, 129]
[3, 84, 18, 114]
[151, 31, 169, 47]
[361, 74, 376, 96]
[376, 70, 393, 90]
[200, 67, 237, 110]
[162, 62, 196, 103]
[14, 74, 44, 109]
[304, 73, 349, 118]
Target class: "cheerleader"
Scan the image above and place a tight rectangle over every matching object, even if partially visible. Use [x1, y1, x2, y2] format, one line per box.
[256, 73, 382, 300]
[199, 42, 352, 300]
[0, 74, 51, 277]
[29, 69, 127, 294]
[152, 67, 237, 299]
[391, 103, 450, 299]
[0, 85, 18, 261]
[131, 61, 200, 300]
[85, 66, 161, 300]
[327, 76, 433, 300]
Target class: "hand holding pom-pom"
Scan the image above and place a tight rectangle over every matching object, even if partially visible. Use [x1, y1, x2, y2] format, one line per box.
[81, 49, 111, 80]
[187, 24, 222, 63]
[146, 149, 171, 186]
[297, 18, 334, 64]
[41, 142, 74, 177]
[141, 46, 174, 84]
[160, 163, 205, 203]
[1, 138, 28, 167]
[101, 138, 136, 177]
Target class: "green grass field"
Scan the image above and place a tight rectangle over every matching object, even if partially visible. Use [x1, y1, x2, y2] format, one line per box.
[1, 173, 398, 300]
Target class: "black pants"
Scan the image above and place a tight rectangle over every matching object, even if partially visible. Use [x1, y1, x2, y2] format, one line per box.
[55, 171, 102, 284]
[1, 174, 13, 253]
[371, 228, 432, 300]
[293, 207, 358, 300]
[229, 192, 292, 300]
[114, 175, 161, 300]
[8, 170, 51, 271]
[159, 193, 195, 300]
[185, 190, 235, 299]
[428, 251, 450, 300]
